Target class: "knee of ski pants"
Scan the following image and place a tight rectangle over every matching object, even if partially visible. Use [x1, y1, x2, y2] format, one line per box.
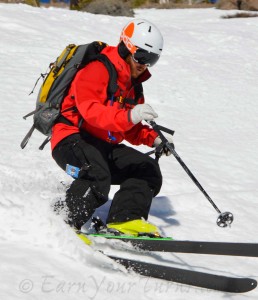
[150, 160, 162, 196]
[141, 158, 162, 196]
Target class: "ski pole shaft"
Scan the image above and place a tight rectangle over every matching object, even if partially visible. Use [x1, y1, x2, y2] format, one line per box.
[171, 148, 221, 214]
[148, 120, 221, 214]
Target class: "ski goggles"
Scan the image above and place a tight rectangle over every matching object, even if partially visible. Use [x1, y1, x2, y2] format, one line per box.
[132, 48, 160, 67]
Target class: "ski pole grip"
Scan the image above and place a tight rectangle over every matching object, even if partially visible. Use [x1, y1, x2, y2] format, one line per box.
[147, 120, 175, 153]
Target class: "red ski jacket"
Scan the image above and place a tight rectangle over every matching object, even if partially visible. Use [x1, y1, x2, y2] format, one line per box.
[51, 45, 158, 151]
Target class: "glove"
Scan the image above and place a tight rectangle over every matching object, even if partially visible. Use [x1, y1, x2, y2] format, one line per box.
[153, 135, 174, 156]
[130, 104, 158, 125]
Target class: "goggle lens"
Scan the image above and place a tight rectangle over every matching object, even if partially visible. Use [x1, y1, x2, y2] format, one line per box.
[132, 48, 160, 67]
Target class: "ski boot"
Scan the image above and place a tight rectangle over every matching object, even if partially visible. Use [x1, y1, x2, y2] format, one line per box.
[107, 219, 162, 237]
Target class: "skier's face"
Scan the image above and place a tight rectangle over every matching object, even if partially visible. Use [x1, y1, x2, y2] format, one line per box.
[127, 55, 147, 79]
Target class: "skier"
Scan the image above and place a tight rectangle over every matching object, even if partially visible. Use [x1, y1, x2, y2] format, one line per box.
[52, 19, 173, 236]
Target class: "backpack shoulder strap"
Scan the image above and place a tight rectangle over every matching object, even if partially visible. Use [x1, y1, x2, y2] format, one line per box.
[79, 41, 118, 98]
[95, 54, 118, 98]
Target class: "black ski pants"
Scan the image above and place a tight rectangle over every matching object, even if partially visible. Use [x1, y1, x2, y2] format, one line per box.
[52, 132, 162, 230]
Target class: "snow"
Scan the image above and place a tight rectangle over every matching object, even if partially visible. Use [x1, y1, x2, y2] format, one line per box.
[0, 3, 258, 299]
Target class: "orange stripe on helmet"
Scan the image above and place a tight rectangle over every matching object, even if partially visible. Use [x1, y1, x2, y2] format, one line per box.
[120, 22, 138, 54]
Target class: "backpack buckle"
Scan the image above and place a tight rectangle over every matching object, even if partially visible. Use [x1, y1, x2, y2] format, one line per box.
[116, 96, 124, 104]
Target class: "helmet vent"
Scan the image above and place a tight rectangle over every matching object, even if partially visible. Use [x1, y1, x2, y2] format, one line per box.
[145, 43, 152, 48]
[148, 26, 152, 32]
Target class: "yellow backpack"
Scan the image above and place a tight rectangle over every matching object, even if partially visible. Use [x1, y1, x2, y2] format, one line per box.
[21, 41, 118, 150]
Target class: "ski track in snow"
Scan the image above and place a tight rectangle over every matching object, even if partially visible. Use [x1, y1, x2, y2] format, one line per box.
[0, 4, 258, 300]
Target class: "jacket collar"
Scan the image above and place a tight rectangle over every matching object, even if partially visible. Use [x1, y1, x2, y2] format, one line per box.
[101, 46, 152, 85]
[134, 68, 151, 84]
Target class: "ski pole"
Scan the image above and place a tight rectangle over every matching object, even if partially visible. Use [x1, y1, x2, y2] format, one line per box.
[147, 120, 234, 228]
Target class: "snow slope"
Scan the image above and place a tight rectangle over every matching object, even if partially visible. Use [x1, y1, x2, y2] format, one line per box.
[0, 4, 258, 299]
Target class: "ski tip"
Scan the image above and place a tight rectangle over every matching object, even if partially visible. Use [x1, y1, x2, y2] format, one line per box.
[77, 232, 92, 245]
[231, 278, 257, 293]
[247, 278, 257, 292]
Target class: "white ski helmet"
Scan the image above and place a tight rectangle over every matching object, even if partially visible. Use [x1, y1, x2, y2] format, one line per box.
[120, 19, 163, 67]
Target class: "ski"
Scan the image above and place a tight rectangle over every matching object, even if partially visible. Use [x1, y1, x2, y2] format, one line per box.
[107, 254, 257, 293]
[76, 233, 257, 293]
[89, 234, 258, 257]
